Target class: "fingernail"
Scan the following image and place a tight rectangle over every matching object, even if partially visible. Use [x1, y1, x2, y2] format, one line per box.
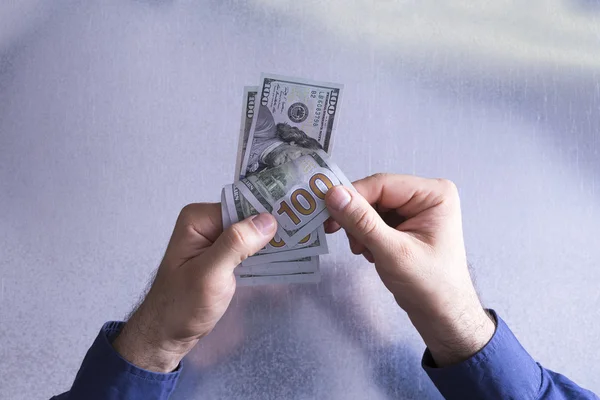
[327, 186, 351, 211]
[252, 213, 276, 235]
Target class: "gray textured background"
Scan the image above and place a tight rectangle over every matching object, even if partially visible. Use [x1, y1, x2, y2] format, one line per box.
[1, 1, 599, 399]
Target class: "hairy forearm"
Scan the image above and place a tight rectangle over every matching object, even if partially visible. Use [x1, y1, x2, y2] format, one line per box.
[408, 298, 496, 367]
[112, 305, 196, 373]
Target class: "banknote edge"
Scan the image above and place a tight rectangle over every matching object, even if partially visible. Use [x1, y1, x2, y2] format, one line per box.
[235, 86, 259, 180]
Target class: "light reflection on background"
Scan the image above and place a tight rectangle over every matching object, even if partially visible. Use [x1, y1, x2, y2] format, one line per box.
[1, 1, 599, 399]
[256, 0, 600, 69]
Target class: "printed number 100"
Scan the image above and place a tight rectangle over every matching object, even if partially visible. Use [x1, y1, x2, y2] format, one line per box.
[277, 173, 335, 225]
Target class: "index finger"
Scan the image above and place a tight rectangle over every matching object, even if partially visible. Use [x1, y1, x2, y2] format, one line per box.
[352, 173, 457, 219]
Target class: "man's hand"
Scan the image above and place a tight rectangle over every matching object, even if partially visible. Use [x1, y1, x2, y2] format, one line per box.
[113, 204, 277, 372]
[324, 174, 495, 367]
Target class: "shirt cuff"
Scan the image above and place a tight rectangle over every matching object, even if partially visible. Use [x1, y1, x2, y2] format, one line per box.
[422, 309, 542, 400]
[68, 321, 181, 400]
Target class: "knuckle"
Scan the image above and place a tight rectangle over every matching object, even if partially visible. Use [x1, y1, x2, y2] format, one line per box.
[371, 172, 389, 183]
[176, 204, 200, 237]
[178, 204, 196, 222]
[178, 203, 206, 225]
[177, 203, 218, 228]
[436, 178, 457, 193]
[435, 178, 459, 199]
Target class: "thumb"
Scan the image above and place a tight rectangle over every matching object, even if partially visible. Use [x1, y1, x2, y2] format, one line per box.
[325, 186, 393, 252]
[204, 213, 277, 271]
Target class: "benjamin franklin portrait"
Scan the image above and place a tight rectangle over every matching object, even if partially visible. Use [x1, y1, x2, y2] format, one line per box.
[245, 105, 322, 175]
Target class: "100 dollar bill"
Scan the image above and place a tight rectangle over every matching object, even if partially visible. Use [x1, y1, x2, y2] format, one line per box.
[234, 86, 258, 180]
[239, 74, 343, 179]
[235, 150, 353, 247]
[223, 183, 328, 266]
[221, 186, 319, 279]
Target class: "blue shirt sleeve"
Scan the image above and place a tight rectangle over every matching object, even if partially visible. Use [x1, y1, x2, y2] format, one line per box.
[422, 310, 599, 400]
[51, 321, 181, 400]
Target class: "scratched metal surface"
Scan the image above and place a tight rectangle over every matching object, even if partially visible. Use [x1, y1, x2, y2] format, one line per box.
[1, 1, 599, 399]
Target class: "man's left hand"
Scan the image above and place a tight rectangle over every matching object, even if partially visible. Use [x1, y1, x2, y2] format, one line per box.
[112, 203, 277, 372]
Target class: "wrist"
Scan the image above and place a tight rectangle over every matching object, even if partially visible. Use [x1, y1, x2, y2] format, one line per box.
[112, 307, 196, 373]
[407, 295, 495, 367]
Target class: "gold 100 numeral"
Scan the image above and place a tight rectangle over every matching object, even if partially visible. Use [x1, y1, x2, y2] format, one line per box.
[277, 173, 334, 225]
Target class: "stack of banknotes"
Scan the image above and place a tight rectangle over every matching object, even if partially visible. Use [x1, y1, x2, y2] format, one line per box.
[221, 74, 353, 286]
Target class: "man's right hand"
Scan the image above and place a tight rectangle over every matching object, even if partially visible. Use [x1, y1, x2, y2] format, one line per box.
[324, 173, 495, 367]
